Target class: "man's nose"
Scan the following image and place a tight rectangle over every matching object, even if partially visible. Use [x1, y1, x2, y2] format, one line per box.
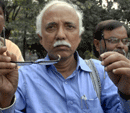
[56, 27, 66, 40]
[117, 40, 125, 49]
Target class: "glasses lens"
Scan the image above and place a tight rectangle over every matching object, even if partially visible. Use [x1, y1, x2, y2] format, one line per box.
[109, 38, 119, 43]
[122, 38, 129, 45]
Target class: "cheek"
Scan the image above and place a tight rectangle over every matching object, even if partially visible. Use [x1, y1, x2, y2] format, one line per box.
[71, 37, 81, 48]
[124, 46, 128, 53]
[40, 36, 54, 50]
[106, 43, 116, 50]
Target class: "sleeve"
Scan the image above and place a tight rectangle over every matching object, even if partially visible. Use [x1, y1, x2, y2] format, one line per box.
[92, 59, 124, 112]
[14, 68, 27, 112]
[0, 96, 16, 113]
[118, 91, 130, 112]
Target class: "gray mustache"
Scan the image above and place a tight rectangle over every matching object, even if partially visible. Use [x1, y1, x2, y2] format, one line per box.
[53, 41, 71, 48]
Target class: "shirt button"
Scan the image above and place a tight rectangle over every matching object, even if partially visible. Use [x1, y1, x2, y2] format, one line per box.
[69, 101, 73, 105]
[65, 82, 67, 84]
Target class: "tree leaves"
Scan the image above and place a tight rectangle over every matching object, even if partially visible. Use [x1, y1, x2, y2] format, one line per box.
[3, 0, 130, 59]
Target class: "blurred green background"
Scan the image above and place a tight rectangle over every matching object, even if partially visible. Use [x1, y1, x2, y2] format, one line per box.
[2, 0, 130, 60]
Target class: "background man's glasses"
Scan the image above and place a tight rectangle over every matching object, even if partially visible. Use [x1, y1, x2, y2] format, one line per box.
[104, 37, 130, 46]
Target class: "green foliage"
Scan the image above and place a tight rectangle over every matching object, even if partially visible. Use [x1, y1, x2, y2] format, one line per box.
[84, 50, 97, 59]
[3, 0, 130, 60]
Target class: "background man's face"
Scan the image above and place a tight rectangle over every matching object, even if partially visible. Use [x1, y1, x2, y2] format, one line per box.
[40, 4, 81, 59]
[99, 26, 128, 57]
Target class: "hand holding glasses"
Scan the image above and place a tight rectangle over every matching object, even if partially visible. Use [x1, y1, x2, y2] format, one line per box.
[11, 54, 61, 66]
[1, 27, 61, 66]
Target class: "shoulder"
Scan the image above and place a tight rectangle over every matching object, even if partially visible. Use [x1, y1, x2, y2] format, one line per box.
[6, 39, 19, 48]
[90, 59, 103, 68]
[90, 59, 106, 81]
[6, 39, 22, 54]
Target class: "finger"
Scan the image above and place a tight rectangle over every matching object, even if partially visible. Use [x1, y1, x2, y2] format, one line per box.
[0, 55, 11, 62]
[0, 46, 7, 54]
[101, 52, 129, 66]
[113, 68, 130, 76]
[6, 51, 17, 61]
[100, 51, 116, 60]
[0, 62, 16, 69]
[105, 61, 130, 72]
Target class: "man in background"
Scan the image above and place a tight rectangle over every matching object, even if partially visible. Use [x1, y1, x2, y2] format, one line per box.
[93, 19, 129, 60]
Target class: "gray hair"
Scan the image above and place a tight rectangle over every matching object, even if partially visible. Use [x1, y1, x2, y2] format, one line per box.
[36, 0, 84, 36]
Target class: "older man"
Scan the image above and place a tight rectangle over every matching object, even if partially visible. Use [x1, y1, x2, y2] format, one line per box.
[0, 0, 130, 113]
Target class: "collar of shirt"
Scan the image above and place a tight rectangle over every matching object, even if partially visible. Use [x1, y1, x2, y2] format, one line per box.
[35, 51, 92, 74]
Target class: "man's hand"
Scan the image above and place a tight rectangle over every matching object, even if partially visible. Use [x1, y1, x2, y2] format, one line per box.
[100, 51, 130, 95]
[0, 46, 18, 108]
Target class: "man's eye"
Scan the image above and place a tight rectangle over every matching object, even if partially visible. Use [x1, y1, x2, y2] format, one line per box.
[65, 24, 75, 29]
[111, 39, 119, 43]
[122, 39, 129, 44]
[107, 39, 113, 42]
[123, 39, 128, 42]
[46, 25, 56, 31]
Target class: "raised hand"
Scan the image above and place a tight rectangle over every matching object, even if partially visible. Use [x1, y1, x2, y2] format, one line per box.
[0, 46, 18, 108]
[100, 51, 130, 95]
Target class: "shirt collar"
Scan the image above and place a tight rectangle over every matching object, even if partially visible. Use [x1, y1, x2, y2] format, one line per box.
[35, 52, 92, 72]
[75, 51, 92, 72]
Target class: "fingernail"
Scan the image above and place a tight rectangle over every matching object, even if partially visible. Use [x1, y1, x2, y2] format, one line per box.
[101, 61, 104, 65]
[11, 63, 16, 67]
[100, 54, 104, 58]
[113, 69, 116, 73]
[6, 57, 11, 61]
[104, 67, 107, 71]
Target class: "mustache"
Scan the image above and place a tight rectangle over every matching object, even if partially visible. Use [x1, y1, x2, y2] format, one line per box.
[113, 49, 126, 56]
[53, 40, 71, 48]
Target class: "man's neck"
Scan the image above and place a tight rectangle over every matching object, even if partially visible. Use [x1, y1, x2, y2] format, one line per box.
[54, 54, 77, 79]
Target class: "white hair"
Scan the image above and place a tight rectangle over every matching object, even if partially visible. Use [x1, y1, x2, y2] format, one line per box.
[36, 0, 84, 36]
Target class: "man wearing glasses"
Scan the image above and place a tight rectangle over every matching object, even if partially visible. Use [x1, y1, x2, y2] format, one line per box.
[93, 19, 129, 60]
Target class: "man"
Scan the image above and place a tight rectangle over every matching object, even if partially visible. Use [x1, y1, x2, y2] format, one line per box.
[0, 1, 24, 62]
[93, 20, 129, 59]
[0, 0, 130, 113]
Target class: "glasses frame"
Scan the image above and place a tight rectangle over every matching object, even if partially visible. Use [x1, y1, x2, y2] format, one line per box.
[2, 27, 61, 66]
[104, 37, 130, 46]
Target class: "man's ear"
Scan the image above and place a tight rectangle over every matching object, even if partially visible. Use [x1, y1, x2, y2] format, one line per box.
[93, 39, 100, 52]
[37, 34, 42, 44]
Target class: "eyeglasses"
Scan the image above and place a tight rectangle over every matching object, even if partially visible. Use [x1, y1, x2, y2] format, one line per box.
[11, 55, 61, 66]
[1, 27, 61, 66]
[104, 37, 130, 46]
